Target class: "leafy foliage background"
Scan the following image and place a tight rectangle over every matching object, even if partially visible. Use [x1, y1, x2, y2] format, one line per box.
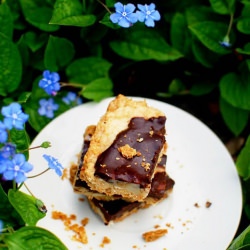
[0, 0, 250, 248]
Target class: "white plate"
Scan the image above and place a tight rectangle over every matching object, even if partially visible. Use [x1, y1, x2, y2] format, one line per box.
[22, 97, 242, 250]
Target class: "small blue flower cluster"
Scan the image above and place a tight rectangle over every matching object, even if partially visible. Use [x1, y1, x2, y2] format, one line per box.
[43, 154, 64, 176]
[110, 2, 160, 28]
[0, 219, 3, 233]
[38, 70, 82, 119]
[0, 103, 64, 183]
[0, 103, 33, 183]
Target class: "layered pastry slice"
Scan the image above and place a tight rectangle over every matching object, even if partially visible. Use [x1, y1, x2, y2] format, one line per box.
[72, 126, 174, 225]
[79, 94, 167, 202]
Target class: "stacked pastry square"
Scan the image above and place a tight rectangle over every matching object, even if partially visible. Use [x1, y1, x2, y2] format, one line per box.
[73, 95, 174, 225]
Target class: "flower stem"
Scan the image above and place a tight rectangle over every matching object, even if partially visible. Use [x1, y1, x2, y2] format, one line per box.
[97, 0, 112, 14]
[12, 180, 16, 190]
[60, 82, 86, 88]
[23, 182, 35, 197]
[28, 168, 50, 178]
[226, 13, 234, 38]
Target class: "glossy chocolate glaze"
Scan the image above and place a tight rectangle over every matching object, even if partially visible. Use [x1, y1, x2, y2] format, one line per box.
[94, 117, 166, 187]
[75, 138, 174, 200]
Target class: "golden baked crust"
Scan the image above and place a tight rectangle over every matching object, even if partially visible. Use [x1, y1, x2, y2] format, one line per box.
[80, 94, 166, 201]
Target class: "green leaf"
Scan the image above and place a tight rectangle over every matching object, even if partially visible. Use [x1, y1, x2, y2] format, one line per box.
[105, 0, 116, 8]
[236, 43, 250, 55]
[25, 105, 52, 132]
[44, 35, 75, 72]
[219, 72, 250, 110]
[18, 92, 32, 104]
[23, 31, 48, 52]
[110, 28, 183, 61]
[17, 36, 30, 69]
[0, 33, 22, 96]
[19, 0, 59, 32]
[170, 12, 192, 56]
[236, 136, 250, 180]
[189, 21, 231, 54]
[0, 2, 14, 38]
[0, 185, 24, 228]
[66, 57, 112, 84]
[229, 224, 250, 250]
[237, 5, 250, 35]
[50, 0, 96, 27]
[237, 17, 250, 34]
[190, 81, 216, 95]
[209, 0, 236, 14]
[191, 38, 220, 68]
[4, 226, 67, 250]
[82, 77, 113, 101]
[185, 5, 220, 25]
[220, 98, 249, 136]
[8, 190, 46, 226]
[9, 128, 30, 159]
[169, 78, 186, 95]
[99, 12, 120, 29]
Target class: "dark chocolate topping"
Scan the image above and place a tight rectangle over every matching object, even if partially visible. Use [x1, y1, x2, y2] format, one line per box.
[91, 198, 141, 225]
[94, 117, 166, 187]
[149, 170, 175, 199]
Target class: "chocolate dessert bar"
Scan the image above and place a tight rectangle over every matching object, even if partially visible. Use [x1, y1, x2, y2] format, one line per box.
[73, 123, 174, 225]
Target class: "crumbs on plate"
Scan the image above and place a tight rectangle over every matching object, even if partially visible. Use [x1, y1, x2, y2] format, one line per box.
[99, 236, 111, 248]
[142, 228, 168, 242]
[194, 200, 212, 208]
[51, 210, 89, 244]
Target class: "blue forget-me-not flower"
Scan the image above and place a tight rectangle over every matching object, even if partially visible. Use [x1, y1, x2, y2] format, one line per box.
[0, 143, 16, 159]
[62, 92, 82, 106]
[39, 70, 60, 96]
[0, 220, 3, 233]
[38, 98, 59, 119]
[1, 103, 29, 130]
[0, 121, 8, 143]
[43, 154, 63, 177]
[136, 3, 161, 27]
[110, 2, 138, 28]
[1, 153, 33, 183]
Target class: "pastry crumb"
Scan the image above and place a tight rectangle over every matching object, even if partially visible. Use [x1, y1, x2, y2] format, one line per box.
[99, 236, 111, 247]
[205, 201, 212, 208]
[194, 203, 200, 208]
[78, 197, 85, 202]
[142, 229, 168, 242]
[61, 168, 68, 180]
[141, 161, 150, 171]
[118, 144, 137, 159]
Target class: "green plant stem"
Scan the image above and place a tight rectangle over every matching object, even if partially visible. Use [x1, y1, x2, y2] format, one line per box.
[12, 180, 16, 190]
[97, 0, 112, 14]
[60, 82, 86, 89]
[18, 182, 24, 190]
[28, 168, 50, 179]
[226, 13, 234, 38]
[23, 182, 35, 197]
